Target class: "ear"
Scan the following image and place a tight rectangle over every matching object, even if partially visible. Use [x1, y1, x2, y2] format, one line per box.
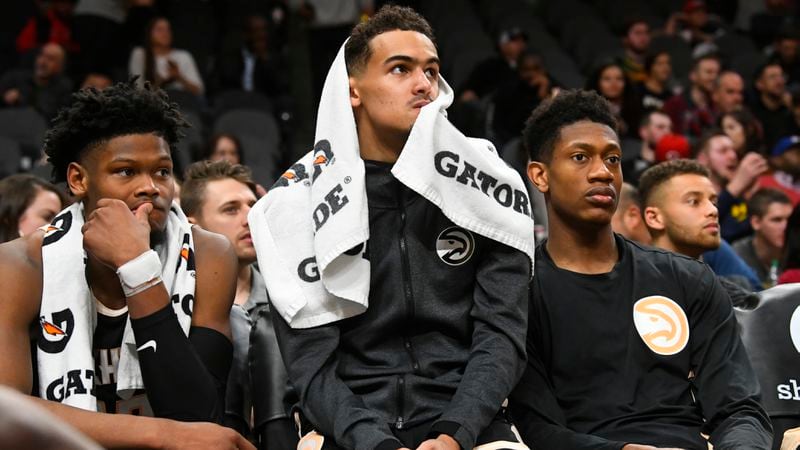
[349, 76, 361, 108]
[624, 205, 643, 228]
[750, 215, 762, 231]
[66, 162, 89, 199]
[527, 161, 549, 193]
[187, 215, 198, 225]
[643, 206, 665, 231]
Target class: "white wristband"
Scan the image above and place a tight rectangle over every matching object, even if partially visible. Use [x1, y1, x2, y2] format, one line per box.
[116, 250, 162, 297]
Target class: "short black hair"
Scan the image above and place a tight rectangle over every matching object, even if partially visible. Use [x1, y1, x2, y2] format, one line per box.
[43, 79, 189, 183]
[638, 159, 710, 207]
[748, 188, 791, 218]
[523, 89, 618, 163]
[692, 127, 729, 158]
[753, 60, 783, 83]
[345, 5, 435, 75]
[644, 50, 669, 74]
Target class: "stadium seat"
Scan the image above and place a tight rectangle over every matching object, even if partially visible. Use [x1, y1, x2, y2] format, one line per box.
[0, 136, 21, 178]
[175, 109, 205, 174]
[0, 107, 47, 162]
[730, 50, 768, 87]
[213, 109, 282, 186]
[212, 90, 273, 117]
[735, 283, 800, 449]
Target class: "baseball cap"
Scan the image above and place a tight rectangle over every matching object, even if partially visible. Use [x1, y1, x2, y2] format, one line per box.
[771, 135, 800, 157]
[655, 134, 691, 162]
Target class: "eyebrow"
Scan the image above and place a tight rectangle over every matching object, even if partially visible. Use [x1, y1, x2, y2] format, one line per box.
[109, 156, 172, 164]
[383, 54, 441, 66]
[571, 142, 621, 152]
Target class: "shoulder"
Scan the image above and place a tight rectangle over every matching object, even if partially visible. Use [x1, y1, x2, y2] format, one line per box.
[626, 237, 712, 282]
[0, 233, 45, 322]
[171, 49, 196, 63]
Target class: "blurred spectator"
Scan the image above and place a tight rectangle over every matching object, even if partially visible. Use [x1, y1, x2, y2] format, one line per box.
[71, 0, 128, 81]
[205, 133, 244, 165]
[733, 188, 793, 287]
[0, 43, 73, 120]
[217, 14, 288, 99]
[638, 51, 675, 110]
[751, 0, 796, 49]
[748, 61, 793, 150]
[586, 60, 643, 138]
[758, 135, 800, 206]
[623, 109, 672, 185]
[719, 109, 765, 156]
[712, 71, 744, 116]
[611, 182, 651, 244]
[620, 17, 651, 83]
[16, 0, 79, 55]
[663, 53, 720, 140]
[695, 129, 769, 241]
[460, 27, 528, 102]
[0, 174, 66, 243]
[663, 0, 725, 52]
[80, 72, 112, 90]
[492, 53, 554, 147]
[778, 203, 800, 283]
[292, 0, 373, 102]
[129, 17, 204, 96]
[768, 23, 800, 90]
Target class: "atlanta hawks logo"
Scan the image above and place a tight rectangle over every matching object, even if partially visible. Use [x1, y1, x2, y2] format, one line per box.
[633, 296, 689, 356]
[41, 210, 73, 246]
[38, 308, 75, 354]
[311, 139, 334, 182]
[273, 163, 310, 188]
[436, 226, 474, 266]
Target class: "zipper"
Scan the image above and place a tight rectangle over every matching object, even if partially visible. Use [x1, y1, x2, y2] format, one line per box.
[397, 186, 421, 374]
[395, 374, 406, 429]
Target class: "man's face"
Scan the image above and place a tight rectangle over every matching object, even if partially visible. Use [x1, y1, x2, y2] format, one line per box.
[71, 133, 175, 234]
[757, 65, 786, 98]
[641, 113, 672, 147]
[210, 136, 241, 165]
[700, 135, 738, 182]
[777, 38, 798, 63]
[691, 58, 720, 93]
[753, 201, 793, 249]
[499, 35, 527, 62]
[34, 43, 65, 80]
[529, 121, 622, 227]
[713, 73, 744, 113]
[350, 30, 440, 140]
[650, 53, 672, 83]
[649, 174, 720, 257]
[193, 178, 257, 264]
[625, 22, 651, 54]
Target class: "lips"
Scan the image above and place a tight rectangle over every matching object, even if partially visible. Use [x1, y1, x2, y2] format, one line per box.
[703, 222, 720, 232]
[585, 186, 616, 206]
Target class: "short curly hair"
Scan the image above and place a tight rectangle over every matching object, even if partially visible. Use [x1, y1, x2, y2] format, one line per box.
[345, 5, 435, 76]
[523, 89, 618, 163]
[43, 80, 189, 183]
[638, 159, 710, 208]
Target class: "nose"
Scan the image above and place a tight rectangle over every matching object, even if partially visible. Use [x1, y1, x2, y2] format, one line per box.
[134, 174, 160, 198]
[412, 68, 432, 97]
[705, 200, 719, 219]
[587, 156, 615, 183]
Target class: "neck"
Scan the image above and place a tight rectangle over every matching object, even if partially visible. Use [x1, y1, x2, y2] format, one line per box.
[760, 92, 783, 110]
[357, 123, 408, 163]
[545, 211, 618, 274]
[691, 85, 709, 108]
[644, 78, 663, 93]
[752, 234, 781, 267]
[641, 143, 655, 162]
[234, 263, 252, 306]
[86, 256, 127, 310]
[652, 234, 703, 259]
[152, 45, 170, 56]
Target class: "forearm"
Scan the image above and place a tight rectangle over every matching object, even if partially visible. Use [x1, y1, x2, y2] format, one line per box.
[271, 312, 398, 450]
[132, 303, 232, 422]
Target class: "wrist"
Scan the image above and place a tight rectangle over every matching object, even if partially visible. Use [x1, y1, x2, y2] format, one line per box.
[116, 250, 162, 297]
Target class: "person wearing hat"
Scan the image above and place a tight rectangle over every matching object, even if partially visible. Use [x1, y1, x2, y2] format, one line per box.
[663, 0, 724, 51]
[769, 24, 800, 90]
[458, 27, 527, 102]
[755, 135, 800, 206]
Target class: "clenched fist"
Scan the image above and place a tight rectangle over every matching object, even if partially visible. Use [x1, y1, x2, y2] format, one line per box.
[82, 199, 153, 269]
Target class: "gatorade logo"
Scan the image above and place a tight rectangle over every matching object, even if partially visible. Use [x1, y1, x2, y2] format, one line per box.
[633, 296, 689, 356]
[436, 226, 474, 266]
[789, 305, 800, 354]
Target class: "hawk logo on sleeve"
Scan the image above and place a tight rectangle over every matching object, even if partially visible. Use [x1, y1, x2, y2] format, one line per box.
[38, 308, 75, 354]
[436, 226, 475, 266]
[633, 296, 689, 356]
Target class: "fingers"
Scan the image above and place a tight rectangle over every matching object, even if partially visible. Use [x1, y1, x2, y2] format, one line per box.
[134, 203, 154, 225]
[234, 433, 256, 450]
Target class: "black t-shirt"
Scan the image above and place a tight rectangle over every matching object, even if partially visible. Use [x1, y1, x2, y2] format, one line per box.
[93, 309, 151, 415]
[509, 235, 772, 449]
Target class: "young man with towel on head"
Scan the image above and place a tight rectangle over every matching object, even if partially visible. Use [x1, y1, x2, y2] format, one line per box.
[0, 81, 254, 449]
[509, 89, 771, 449]
[248, 5, 534, 450]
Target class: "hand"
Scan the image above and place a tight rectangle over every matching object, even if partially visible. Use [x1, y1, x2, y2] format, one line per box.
[255, 183, 268, 198]
[159, 420, 255, 450]
[82, 199, 152, 270]
[416, 435, 459, 450]
[726, 152, 768, 197]
[3, 88, 20, 105]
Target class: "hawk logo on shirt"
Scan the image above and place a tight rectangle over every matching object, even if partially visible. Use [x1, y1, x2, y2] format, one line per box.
[436, 226, 474, 266]
[38, 308, 75, 354]
[632, 296, 689, 356]
[789, 305, 800, 354]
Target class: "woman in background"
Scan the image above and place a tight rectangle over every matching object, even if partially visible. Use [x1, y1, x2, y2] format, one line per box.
[0, 174, 66, 243]
[586, 60, 643, 138]
[719, 109, 765, 156]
